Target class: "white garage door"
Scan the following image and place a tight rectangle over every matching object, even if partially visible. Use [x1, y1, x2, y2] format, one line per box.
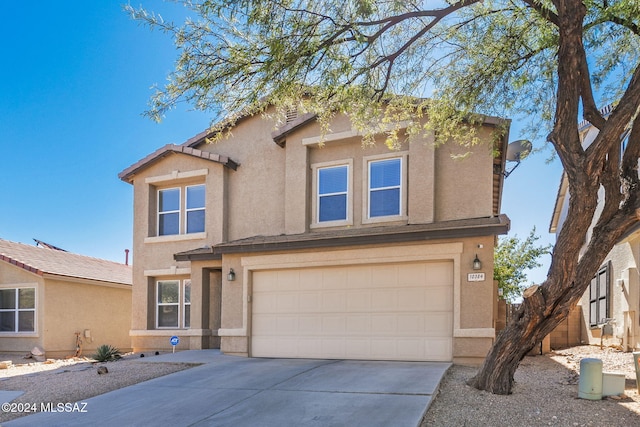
[251, 261, 453, 361]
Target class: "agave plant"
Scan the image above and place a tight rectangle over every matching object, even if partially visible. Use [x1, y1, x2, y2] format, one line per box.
[92, 344, 122, 362]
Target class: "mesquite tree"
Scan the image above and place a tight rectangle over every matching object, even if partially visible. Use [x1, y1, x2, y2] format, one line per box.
[128, 1, 640, 394]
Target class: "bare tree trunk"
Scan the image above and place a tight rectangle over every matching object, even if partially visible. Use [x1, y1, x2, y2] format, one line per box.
[468, 284, 573, 394]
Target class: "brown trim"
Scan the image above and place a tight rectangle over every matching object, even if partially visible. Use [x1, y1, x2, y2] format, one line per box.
[174, 215, 510, 261]
[271, 112, 317, 147]
[119, 144, 239, 183]
[0, 254, 43, 276]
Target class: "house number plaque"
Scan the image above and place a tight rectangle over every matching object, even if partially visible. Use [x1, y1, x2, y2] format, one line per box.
[467, 272, 486, 282]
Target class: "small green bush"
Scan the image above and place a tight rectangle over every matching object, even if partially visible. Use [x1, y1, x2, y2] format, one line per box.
[92, 344, 122, 362]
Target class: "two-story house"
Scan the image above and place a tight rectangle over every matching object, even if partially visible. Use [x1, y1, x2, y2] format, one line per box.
[550, 106, 640, 351]
[119, 108, 511, 365]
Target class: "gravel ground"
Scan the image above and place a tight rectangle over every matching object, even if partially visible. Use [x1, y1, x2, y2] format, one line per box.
[1, 345, 638, 426]
[0, 352, 196, 423]
[422, 345, 640, 427]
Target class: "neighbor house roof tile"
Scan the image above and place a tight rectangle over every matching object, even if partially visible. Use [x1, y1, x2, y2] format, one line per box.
[0, 239, 132, 286]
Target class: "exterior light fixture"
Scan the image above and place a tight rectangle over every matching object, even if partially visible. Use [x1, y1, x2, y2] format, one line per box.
[227, 268, 236, 282]
[472, 255, 482, 270]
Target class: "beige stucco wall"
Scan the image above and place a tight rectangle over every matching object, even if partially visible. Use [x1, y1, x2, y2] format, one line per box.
[0, 263, 131, 357]
[126, 109, 504, 360]
[42, 277, 132, 358]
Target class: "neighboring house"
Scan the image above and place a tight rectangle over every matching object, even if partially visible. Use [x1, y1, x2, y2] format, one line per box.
[0, 239, 132, 358]
[119, 108, 511, 365]
[549, 106, 639, 351]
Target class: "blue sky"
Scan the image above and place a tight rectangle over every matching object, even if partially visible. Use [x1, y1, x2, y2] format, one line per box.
[1, 2, 563, 284]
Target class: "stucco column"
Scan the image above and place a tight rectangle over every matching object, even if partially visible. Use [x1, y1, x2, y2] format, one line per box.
[284, 140, 309, 234]
[408, 135, 435, 224]
[188, 266, 207, 349]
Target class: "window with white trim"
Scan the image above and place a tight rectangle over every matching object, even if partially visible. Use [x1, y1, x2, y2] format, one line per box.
[0, 287, 35, 333]
[157, 184, 205, 236]
[367, 157, 402, 218]
[158, 188, 180, 235]
[186, 185, 205, 233]
[156, 280, 191, 329]
[312, 160, 353, 227]
[318, 165, 349, 222]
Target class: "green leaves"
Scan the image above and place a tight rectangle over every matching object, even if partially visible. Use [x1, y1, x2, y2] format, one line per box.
[494, 228, 552, 302]
[126, 0, 639, 151]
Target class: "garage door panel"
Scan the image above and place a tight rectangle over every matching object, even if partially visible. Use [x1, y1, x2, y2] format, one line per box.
[398, 264, 427, 285]
[298, 316, 322, 334]
[299, 292, 322, 311]
[276, 293, 299, 312]
[371, 314, 398, 334]
[370, 265, 399, 288]
[424, 313, 453, 337]
[322, 269, 347, 290]
[397, 288, 426, 310]
[346, 266, 372, 289]
[346, 290, 371, 311]
[345, 339, 371, 358]
[346, 315, 371, 334]
[322, 291, 347, 312]
[322, 316, 346, 334]
[277, 270, 301, 291]
[425, 338, 452, 361]
[252, 261, 453, 361]
[371, 290, 398, 310]
[424, 286, 453, 310]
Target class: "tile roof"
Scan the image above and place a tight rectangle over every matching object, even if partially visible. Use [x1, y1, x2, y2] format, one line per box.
[0, 239, 132, 286]
[118, 144, 239, 183]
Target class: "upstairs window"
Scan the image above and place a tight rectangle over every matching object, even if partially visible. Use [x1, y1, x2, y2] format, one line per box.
[186, 185, 205, 233]
[157, 184, 205, 236]
[158, 188, 180, 236]
[0, 287, 35, 333]
[318, 165, 349, 222]
[368, 157, 402, 218]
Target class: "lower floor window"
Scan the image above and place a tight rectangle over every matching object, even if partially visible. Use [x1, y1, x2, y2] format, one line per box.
[157, 279, 191, 329]
[0, 287, 35, 333]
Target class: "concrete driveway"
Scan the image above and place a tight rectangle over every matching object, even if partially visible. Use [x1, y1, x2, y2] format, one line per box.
[5, 350, 450, 427]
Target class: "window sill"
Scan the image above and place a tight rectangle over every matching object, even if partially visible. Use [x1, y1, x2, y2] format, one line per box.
[310, 219, 353, 229]
[145, 232, 207, 244]
[362, 215, 408, 225]
[0, 332, 38, 337]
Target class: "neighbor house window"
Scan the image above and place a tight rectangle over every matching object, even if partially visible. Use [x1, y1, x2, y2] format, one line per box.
[589, 263, 610, 327]
[157, 184, 205, 236]
[0, 287, 35, 333]
[156, 280, 191, 329]
[368, 157, 402, 218]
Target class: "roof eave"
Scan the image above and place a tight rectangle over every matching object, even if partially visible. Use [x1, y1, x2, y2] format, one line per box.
[175, 215, 510, 261]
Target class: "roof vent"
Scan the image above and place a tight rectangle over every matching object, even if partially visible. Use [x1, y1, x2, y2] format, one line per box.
[285, 108, 298, 124]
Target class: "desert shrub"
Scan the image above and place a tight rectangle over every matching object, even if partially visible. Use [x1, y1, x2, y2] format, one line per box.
[92, 344, 122, 362]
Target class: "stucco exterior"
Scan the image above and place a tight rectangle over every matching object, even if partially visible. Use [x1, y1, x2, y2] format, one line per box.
[0, 239, 132, 358]
[120, 109, 511, 365]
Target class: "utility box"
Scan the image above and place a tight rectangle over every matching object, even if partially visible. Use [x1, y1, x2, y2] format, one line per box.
[602, 372, 625, 397]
